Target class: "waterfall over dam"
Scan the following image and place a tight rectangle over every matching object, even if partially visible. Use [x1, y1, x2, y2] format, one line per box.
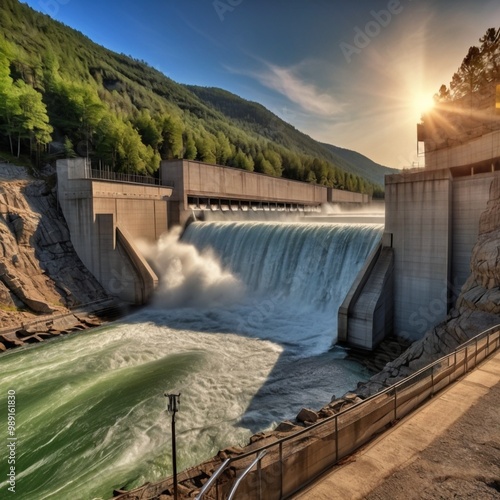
[182, 221, 383, 346]
[0, 221, 382, 499]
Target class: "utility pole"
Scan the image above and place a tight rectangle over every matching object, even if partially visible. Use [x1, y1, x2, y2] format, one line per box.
[165, 392, 181, 500]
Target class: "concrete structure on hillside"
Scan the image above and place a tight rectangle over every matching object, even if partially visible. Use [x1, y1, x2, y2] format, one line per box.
[385, 167, 498, 340]
[419, 83, 500, 173]
[57, 158, 172, 304]
[161, 159, 370, 227]
[387, 85, 500, 340]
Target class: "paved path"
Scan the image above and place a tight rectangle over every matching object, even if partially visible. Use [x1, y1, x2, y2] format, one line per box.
[292, 351, 500, 499]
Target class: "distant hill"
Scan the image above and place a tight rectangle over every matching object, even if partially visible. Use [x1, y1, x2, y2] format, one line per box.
[0, 0, 396, 195]
[185, 86, 397, 187]
[319, 143, 397, 187]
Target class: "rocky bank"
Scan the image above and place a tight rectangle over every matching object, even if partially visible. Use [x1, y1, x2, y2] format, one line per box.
[0, 163, 113, 349]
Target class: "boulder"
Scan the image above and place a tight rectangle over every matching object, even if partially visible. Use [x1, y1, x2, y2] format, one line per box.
[296, 408, 319, 424]
[275, 420, 302, 433]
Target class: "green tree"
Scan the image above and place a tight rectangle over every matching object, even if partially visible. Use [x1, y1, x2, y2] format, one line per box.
[133, 109, 162, 150]
[46, 80, 104, 157]
[232, 148, 254, 171]
[450, 46, 484, 100]
[263, 148, 283, 176]
[195, 134, 217, 163]
[255, 152, 274, 175]
[0, 45, 18, 155]
[215, 131, 232, 165]
[479, 27, 500, 83]
[182, 131, 197, 160]
[12, 80, 53, 159]
[160, 114, 183, 159]
[95, 115, 159, 174]
[306, 170, 317, 183]
[434, 84, 451, 102]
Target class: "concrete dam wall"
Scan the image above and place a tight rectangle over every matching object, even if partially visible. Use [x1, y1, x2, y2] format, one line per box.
[385, 167, 500, 341]
[56, 157, 499, 351]
[56, 158, 370, 306]
[161, 159, 370, 226]
[57, 158, 172, 304]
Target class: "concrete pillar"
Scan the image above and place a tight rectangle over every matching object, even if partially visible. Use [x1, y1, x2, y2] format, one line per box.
[385, 169, 453, 341]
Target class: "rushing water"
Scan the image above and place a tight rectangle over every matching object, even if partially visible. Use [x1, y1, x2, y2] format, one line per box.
[0, 221, 382, 499]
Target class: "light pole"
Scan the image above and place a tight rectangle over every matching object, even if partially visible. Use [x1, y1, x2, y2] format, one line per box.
[165, 392, 181, 500]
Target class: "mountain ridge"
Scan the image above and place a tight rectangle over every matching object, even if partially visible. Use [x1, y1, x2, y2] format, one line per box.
[0, 0, 396, 194]
[185, 85, 397, 186]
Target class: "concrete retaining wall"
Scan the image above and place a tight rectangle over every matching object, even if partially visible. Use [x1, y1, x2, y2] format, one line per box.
[57, 158, 171, 304]
[385, 169, 453, 340]
[162, 159, 328, 204]
[451, 174, 492, 296]
[338, 242, 394, 350]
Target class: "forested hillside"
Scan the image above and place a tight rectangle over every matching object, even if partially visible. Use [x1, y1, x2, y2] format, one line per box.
[0, 0, 392, 196]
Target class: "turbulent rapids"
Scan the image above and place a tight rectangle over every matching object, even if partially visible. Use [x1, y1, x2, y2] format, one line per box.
[0, 221, 382, 499]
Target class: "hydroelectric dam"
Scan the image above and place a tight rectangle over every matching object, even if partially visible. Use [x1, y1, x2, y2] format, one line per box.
[2, 160, 384, 499]
[56, 157, 385, 350]
[3, 125, 499, 498]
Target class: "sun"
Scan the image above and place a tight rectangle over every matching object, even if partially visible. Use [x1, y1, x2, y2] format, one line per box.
[414, 92, 435, 117]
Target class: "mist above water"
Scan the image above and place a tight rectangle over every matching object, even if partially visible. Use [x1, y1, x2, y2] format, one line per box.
[140, 227, 246, 309]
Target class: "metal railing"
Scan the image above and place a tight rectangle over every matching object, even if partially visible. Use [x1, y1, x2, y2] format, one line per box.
[227, 451, 267, 500]
[195, 459, 231, 500]
[193, 324, 500, 499]
[89, 168, 161, 186]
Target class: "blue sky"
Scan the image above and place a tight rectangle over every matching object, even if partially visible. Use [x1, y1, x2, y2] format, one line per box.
[21, 0, 500, 168]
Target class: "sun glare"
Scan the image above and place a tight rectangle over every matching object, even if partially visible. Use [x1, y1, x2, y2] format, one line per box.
[414, 92, 435, 116]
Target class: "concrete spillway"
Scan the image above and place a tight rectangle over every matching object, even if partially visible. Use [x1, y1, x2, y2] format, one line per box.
[181, 221, 383, 343]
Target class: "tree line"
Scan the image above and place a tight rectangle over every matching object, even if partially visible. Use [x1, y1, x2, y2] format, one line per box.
[435, 27, 500, 102]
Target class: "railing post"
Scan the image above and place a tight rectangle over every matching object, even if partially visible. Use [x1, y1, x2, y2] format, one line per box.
[258, 452, 263, 500]
[475, 338, 478, 368]
[279, 441, 283, 499]
[394, 387, 398, 421]
[335, 415, 339, 462]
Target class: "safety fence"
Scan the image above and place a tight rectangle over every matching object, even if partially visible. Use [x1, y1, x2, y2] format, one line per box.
[89, 168, 162, 186]
[199, 325, 500, 499]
